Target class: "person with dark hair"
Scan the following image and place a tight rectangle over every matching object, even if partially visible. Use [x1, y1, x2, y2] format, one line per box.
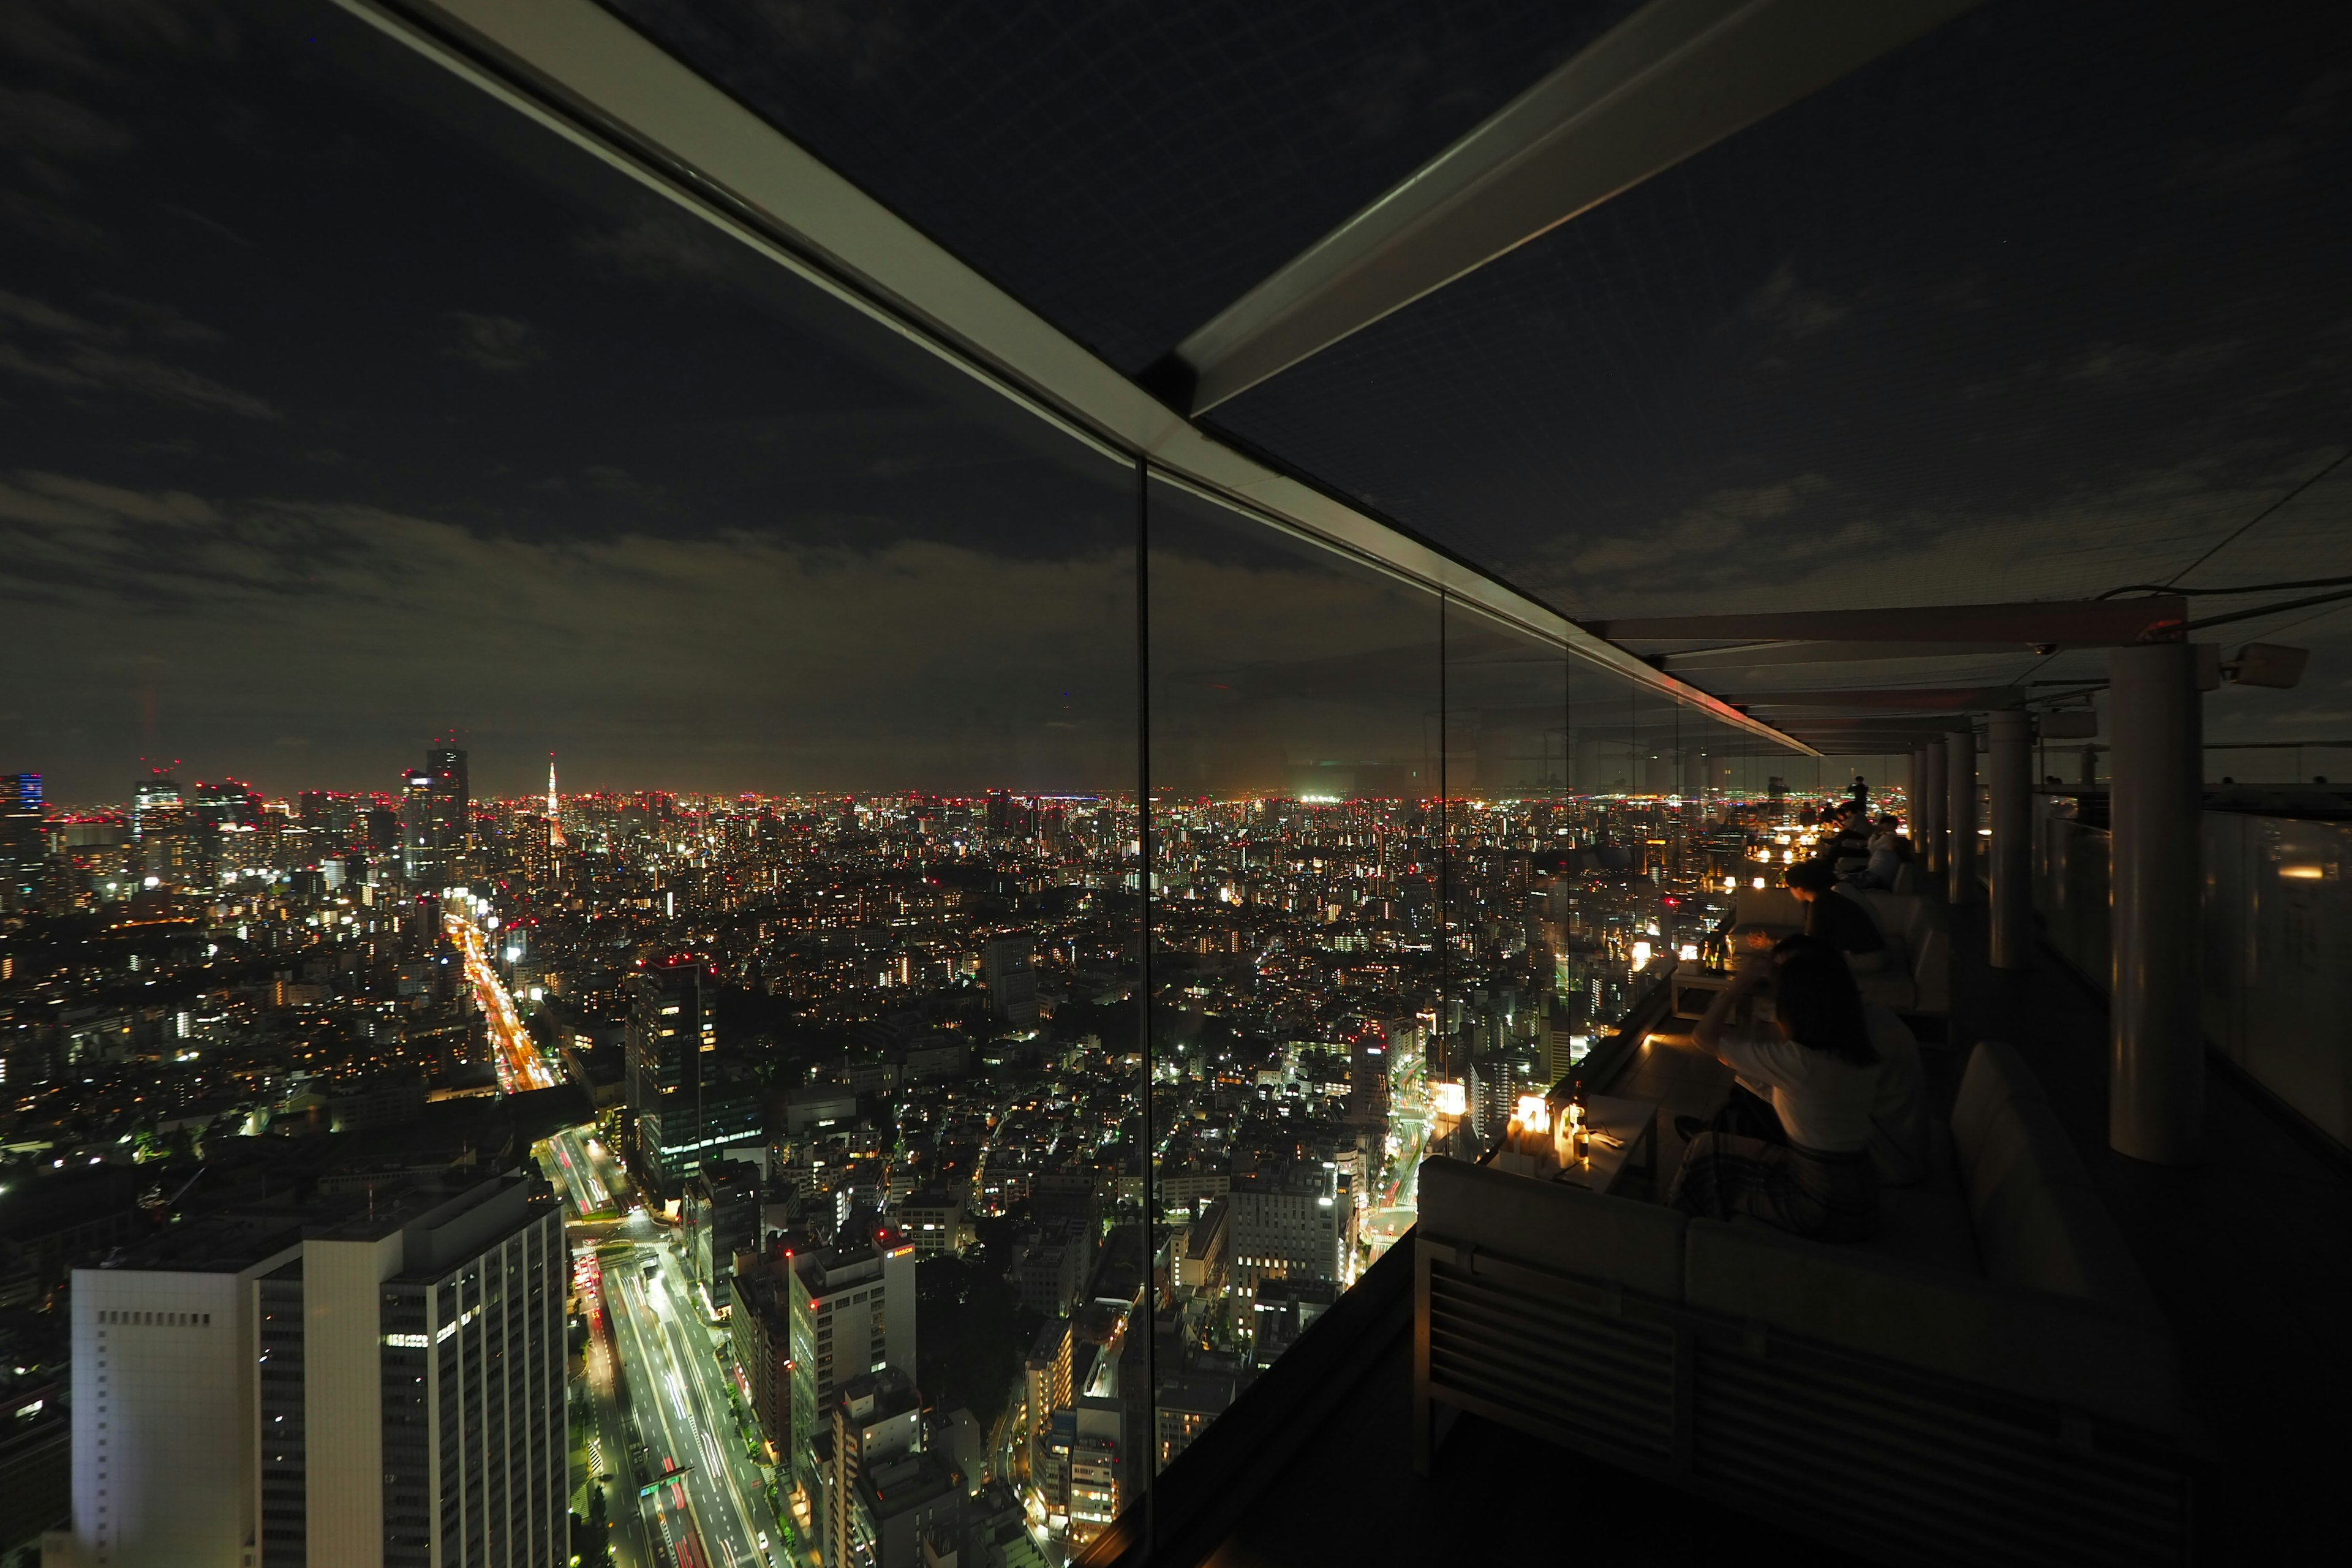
[1668, 951, 1883, 1240]
[1768, 934, 1928, 1183]
[1783, 860, 1888, 968]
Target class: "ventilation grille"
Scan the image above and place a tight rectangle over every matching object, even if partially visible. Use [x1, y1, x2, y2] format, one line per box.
[1691, 1338, 2187, 1567]
[1426, 1256, 1677, 1458]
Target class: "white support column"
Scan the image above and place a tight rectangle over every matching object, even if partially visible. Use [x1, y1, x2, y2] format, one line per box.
[1920, 741, 1947, 876]
[2109, 643, 2204, 1166]
[1945, 729, 1977, 903]
[1988, 709, 2032, 968]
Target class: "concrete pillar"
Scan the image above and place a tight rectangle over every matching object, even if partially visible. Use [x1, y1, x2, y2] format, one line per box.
[1988, 709, 2033, 968]
[2109, 643, 2204, 1166]
[1920, 741, 1947, 876]
[1945, 729, 1977, 902]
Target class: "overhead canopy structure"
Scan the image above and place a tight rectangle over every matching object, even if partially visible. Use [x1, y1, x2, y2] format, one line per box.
[1158, 0, 1979, 414]
[341, 0, 2351, 766]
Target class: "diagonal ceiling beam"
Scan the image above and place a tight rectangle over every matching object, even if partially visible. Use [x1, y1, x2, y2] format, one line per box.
[1772, 715, 1976, 734]
[1660, 639, 2025, 669]
[1591, 598, 2187, 646]
[1159, 0, 1979, 415]
[1728, 686, 2027, 711]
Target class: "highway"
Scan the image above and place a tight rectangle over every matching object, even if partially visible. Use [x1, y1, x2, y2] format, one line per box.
[541, 1129, 790, 1568]
[444, 903, 557, 1092]
[607, 1228, 783, 1568]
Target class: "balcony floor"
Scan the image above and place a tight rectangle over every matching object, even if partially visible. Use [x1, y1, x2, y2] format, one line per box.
[1128, 899, 2352, 1566]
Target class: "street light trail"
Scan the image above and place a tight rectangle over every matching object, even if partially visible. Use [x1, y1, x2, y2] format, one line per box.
[443, 903, 557, 1093]
[606, 1238, 774, 1568]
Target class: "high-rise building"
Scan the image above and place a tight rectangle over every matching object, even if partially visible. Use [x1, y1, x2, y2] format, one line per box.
[731, 1259, 797, 1460]
[624, 959, 758, 1192]
[1021, 1317, 1073, 1486]
[425, 744, 469, 853]
[399, 744, 470, 884]
[63, 1174, 565, 1568]
[787, 1234, 917, 1491]
[1344, 1023, 1389, 1127]
[687, 1157, 763, 1286]
[0, 773, 43, 911]
[128, 774, 202, 894]
[1228, 1161, 1346, 1298]
[400, 768, 436, 883]
[982, 935, 1039, 1028]
[816, 1367, 963, 1568]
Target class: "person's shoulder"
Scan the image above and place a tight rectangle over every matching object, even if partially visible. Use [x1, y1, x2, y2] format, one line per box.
[1723, 1024, 1805, 1076]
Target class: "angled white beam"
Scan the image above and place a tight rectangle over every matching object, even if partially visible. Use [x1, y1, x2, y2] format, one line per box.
[1660, 639, 2022, 669]
[1592, 598, 2188, 647]
[332, 0, 1817, 756]
[1164, 0, 1980, 414]
[1731, 686, 2028, 712]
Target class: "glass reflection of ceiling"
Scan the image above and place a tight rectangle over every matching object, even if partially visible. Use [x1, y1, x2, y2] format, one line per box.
[1210, 0, 2352, 732]
[597, 0, 1638, 374]
[0, 0, 1137, 799]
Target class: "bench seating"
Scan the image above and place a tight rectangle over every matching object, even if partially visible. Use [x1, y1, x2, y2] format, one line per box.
[1414, 1041, 2199, 1566]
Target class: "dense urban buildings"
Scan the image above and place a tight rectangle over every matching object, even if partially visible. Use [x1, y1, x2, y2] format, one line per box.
[1, 731, 1771, 1565]
[7, 1, 2342, 1564]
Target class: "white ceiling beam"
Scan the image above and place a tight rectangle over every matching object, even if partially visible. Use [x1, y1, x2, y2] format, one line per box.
[1163, 0, 1980, 415]
[1592, 598, 2188, 647]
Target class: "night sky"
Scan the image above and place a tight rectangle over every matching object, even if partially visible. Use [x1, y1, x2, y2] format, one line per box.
[3, 1, 2347, 802]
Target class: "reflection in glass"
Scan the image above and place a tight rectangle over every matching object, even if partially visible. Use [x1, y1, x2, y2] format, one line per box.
[1142, 478, 1441, 1489]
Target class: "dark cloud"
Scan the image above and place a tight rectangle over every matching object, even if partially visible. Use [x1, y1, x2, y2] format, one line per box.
[442, 312, 545, 374]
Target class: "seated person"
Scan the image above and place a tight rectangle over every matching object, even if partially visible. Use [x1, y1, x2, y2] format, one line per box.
[1668, 950, 1882, 1241]
[1773, 935, 1929, 1185]
[1784, 860, 1888, 970]
[1860, 816, 1909, 889]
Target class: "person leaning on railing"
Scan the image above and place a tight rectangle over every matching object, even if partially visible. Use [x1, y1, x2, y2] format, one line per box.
[1667, 950, 1883, 1242]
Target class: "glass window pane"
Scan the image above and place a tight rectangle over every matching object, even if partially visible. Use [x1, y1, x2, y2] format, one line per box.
[1142, 476, 1441, 1492]
[4, 9, 1139, 1568]
[1440, 601, 1567, 1149]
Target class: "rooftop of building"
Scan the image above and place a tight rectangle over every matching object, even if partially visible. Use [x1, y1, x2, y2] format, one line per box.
[85, 1169, 548, 1278]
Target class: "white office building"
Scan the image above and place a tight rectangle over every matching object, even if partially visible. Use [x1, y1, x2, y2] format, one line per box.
[56, 1175, 565, 1568]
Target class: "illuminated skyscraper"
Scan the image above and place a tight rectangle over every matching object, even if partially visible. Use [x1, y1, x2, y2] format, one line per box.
[624, 958, 756, 1190]
[130, 772, 198, 892]
[399, 742, 470, 884]
[0, 773, 43, 910]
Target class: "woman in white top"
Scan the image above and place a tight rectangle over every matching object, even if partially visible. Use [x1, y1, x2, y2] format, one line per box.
[1668, 951, 1883, 1241]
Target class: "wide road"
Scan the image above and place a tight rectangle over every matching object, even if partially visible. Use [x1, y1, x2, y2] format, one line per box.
[608, 1242, 781, 1568]
[445, 905, 557, 1092]
[575, 1250, 659, 1568]
[540, 1126, 787, 1564]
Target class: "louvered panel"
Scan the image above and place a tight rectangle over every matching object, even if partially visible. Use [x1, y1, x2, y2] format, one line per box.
[1426, 1257, 1678, 1457]
[1692, 1340, 2187, 1568]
